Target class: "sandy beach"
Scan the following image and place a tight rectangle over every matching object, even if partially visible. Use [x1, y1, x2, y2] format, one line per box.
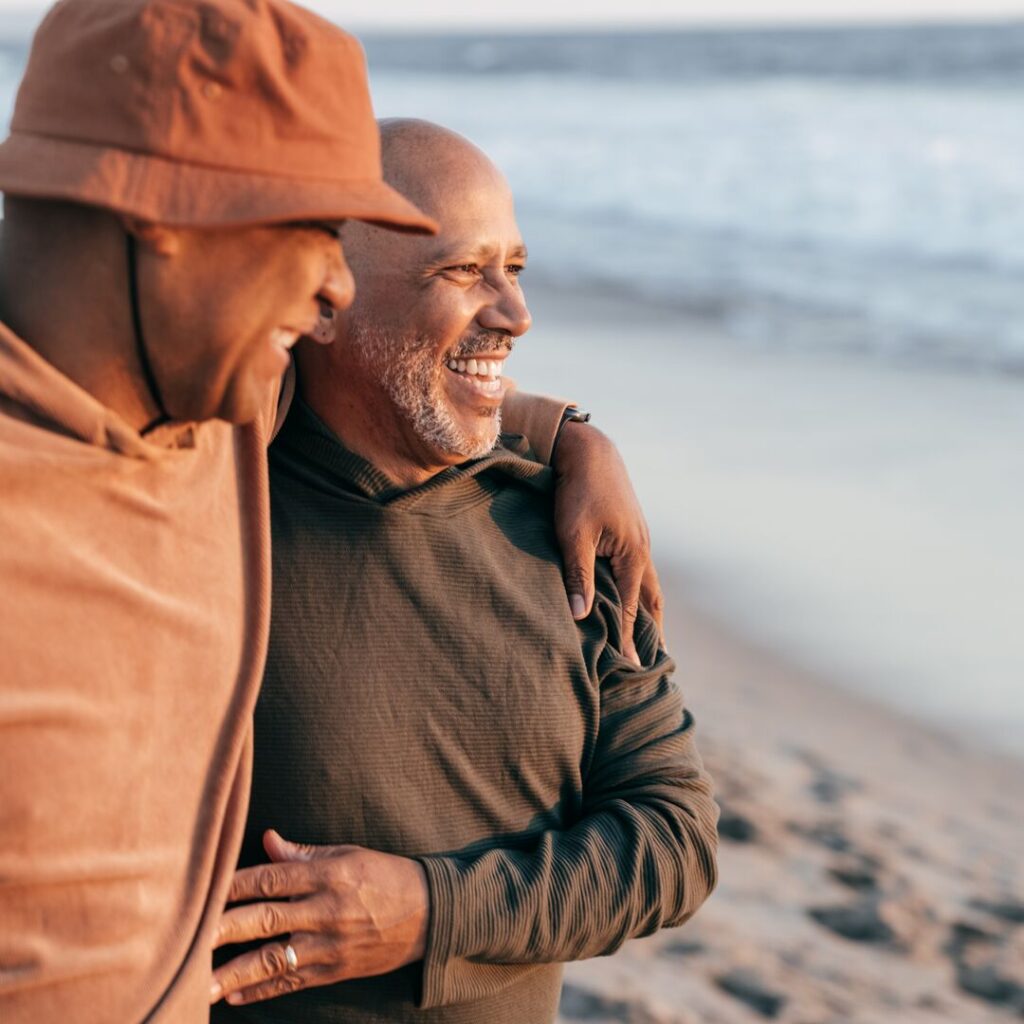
[512, 284, 1024, 1022]
[557, 586, 1024, 1023]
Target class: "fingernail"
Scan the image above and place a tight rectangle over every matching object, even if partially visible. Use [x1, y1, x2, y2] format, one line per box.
[210, 983, 222, 1002]
[227, 993, 243, 1005]
[570, 594, 586, 619]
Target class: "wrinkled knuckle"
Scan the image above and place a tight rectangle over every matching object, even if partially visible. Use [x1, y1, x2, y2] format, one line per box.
[255, 868, 283, 900]
[619, 541, 646, 563]
[280, 973, 305, 994]
[564, 565, 591, 589]
[259, 945, 288, 977]
[259, 902, 286, 937]
[259, 978, 290, 1000]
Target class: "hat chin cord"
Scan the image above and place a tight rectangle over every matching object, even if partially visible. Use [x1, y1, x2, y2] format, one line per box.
[126, 232, 172, 435]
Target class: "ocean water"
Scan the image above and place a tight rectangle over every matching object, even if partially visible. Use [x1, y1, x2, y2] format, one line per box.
[358, 24, 1024, 375]
[2, 21, 1022, 371]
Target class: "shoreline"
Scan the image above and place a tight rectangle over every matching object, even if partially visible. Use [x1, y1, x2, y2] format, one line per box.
[660, 569, 1024, 796]
[514, 279, 1024, 762]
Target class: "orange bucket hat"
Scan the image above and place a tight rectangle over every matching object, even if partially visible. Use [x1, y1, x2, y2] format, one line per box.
[0, 0, 437, 233]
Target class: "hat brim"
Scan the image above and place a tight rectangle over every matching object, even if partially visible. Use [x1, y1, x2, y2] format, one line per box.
[0, 132, 439, 234]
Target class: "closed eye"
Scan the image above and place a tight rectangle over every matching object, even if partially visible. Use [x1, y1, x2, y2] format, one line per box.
[289, 220, 342, 240]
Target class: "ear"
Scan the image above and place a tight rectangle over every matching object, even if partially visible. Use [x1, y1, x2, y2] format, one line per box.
[121, 217, 181, 257]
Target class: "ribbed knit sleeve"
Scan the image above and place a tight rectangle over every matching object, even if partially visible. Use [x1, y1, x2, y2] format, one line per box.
[416, 577, 719, 1010]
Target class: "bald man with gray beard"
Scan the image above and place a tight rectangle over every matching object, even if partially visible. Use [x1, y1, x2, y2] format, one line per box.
[211, 120, 719, 1024]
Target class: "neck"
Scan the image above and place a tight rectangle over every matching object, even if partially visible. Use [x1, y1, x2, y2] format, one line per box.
[0, 200, 161, 431]
[297, 344, 459, 490]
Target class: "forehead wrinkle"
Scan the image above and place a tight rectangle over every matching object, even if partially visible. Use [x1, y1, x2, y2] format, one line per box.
[426, 237, 528, 264]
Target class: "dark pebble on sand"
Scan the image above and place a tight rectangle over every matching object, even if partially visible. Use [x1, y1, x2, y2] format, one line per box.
[790, 820, 853, 853]
[809, 770, 860, 805]
[827, 863, 879, 892]
[716, 802, 759, 843]
[969, 897, 1024, 925]
[663, 938, 705, 957]
[808, 901, 896, 944]
[947, 920, 1000, 956]
[956, 962, 1024, 1011]
[714, 969, 787, 1018]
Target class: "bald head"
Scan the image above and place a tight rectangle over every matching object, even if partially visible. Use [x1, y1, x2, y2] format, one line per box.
[377, 118, 511, 223]
[337, 120, 514, 271]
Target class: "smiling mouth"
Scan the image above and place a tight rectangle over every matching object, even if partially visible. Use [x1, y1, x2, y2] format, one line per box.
[445, 356, 507, 396]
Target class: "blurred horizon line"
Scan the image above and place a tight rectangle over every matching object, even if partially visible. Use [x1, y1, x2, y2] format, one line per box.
[361, 15, 1024, 36]
[1, 6, 1024, 41]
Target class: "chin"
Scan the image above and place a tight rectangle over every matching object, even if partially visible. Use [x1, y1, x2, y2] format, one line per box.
[460, 413, 501, 455]
[456, 429, 500, 460]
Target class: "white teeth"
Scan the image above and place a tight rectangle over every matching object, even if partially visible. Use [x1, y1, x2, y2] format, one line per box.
[446, 356, 507, 379]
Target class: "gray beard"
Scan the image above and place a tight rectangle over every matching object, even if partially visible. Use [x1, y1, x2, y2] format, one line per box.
[347, 321, 503, 460]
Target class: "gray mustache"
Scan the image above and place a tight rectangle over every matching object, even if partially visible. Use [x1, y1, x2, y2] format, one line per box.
[453, 334, 514, 359]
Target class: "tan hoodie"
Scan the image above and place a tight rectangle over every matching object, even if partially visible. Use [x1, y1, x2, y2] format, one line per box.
[0, 320, 272, 1023]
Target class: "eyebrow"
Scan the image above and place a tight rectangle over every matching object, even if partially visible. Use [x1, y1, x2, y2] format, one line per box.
[429, 241, 528, 263]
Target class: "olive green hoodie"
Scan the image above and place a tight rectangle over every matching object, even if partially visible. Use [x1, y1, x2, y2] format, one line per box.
[219, 398, 718, 1024]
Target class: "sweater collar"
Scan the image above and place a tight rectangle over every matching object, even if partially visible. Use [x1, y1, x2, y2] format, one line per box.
[275, 395, 551, 512]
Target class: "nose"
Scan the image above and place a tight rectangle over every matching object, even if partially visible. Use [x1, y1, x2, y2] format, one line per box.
[317, 242, 356, 313]
[477, 275, 532, 338]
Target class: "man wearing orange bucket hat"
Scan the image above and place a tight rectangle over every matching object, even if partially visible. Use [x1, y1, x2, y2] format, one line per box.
[0, 1, 662, 1022]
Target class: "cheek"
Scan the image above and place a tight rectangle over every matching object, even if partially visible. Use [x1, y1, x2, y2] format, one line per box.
[243, 241, 334, 321]
[408, 291, 478, 349]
